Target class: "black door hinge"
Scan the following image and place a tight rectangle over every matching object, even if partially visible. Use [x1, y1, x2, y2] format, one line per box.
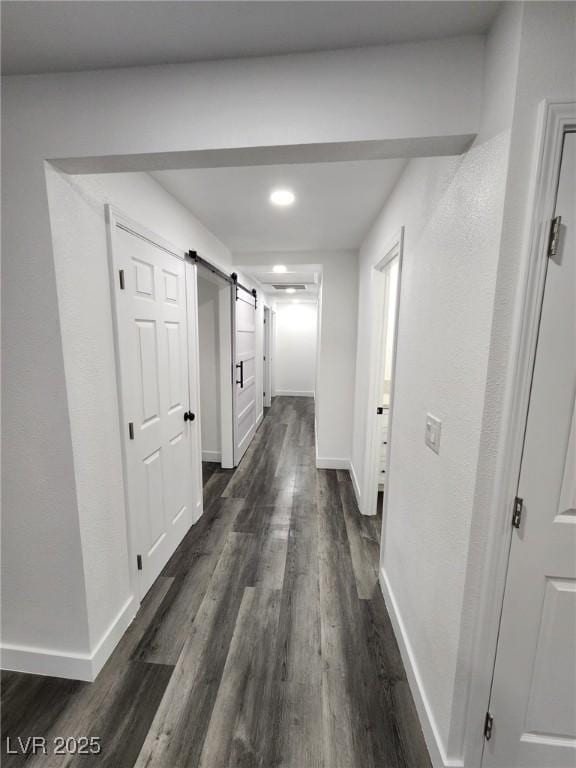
[119, 269, 125, 290]
[484, 711, 494, 741]
[512, 496, 523, 529]
[548, 216, 561, 257]
[136, 554, 142, 571]
[128, 422, 134, 440]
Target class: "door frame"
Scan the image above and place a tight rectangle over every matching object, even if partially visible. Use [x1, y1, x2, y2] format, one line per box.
[196, 266, 235, 469]
[271, 309, 277, 399]
[218, 279, 235, 468]
[361, 227, 404, 518]
[232, 286, 258, 466]
[263, 304, 273, 408]
[184, 260, 205, 519]
[464, 100, 576, 768]
[105, 205, 203, 601]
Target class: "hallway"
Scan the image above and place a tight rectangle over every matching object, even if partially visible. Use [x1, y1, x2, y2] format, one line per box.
[2, 397, 430, 768]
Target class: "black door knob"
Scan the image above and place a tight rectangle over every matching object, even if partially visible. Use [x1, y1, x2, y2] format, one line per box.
[184, 411, 195, 422]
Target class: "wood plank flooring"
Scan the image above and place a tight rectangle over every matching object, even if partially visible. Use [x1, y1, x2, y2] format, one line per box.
[1, 396, 430, 768]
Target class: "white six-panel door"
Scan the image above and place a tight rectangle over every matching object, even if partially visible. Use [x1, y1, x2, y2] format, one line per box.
[484, 131, 576, 767]
[233, 288, 257, 465]
[109, 213, 201, 600]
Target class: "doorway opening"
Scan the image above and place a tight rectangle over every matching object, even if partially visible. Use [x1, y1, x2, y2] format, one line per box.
[362, 229, 404, 519]
[38, 148, 405, 682]
[197, 266, 234, 470]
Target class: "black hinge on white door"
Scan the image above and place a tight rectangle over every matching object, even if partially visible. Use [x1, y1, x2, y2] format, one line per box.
[136, 554, 142, 571]
[128, 422, 134, 440]
[512, 496, 523, 529]
[484, 711, 494, 741]
[119, 269, 125, 290]
[548, 216, 562, 257]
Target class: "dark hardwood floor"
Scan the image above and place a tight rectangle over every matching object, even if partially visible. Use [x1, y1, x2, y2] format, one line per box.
[1, 396, 430, 768]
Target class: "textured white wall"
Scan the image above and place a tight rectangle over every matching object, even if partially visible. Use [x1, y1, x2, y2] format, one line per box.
[42, 168, 134, 660]
[1, 168, 232, 669]
[351, 7, 516, 764]
[7, 38, 483, 168]
[366, 139, 509, 754]
[274, 302, 318, 396]
[461, 4, 576, 764]
[197, 275, 221, 459]
[351, 3, 576, 765]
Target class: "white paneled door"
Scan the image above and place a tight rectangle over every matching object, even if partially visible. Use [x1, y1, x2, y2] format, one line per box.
[109, 214, 202, 600]
[233, 286, 257, 465]
[484, 132, 576, 767]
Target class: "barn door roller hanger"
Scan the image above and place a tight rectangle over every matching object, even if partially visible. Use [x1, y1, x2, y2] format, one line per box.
[186, 250, 257, 306]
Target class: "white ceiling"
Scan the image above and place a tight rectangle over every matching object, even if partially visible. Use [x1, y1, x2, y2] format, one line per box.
[241, 265, 321, 303]
[2, 1, 500, 76]
[151, 159, 407, 252]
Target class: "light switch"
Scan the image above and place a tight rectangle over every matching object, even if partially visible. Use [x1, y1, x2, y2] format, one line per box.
[425, 414, 442, 454]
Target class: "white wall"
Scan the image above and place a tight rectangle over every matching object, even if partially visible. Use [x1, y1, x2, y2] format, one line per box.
[461, 4, 576, 765]
[351, 3, 576, 766]
[16, 38, 482, 173]
[235, 252, 357, 467]
[0, 167, 232, 678]
[372, 140, 509, 762]
[274, 302, 318, 397]
[197, 275, 221, 461]
[351, 29, 516, 768]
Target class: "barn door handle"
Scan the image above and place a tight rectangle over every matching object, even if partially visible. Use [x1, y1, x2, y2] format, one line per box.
[184, 411, 195, 422]
[236, 361, 244, 388]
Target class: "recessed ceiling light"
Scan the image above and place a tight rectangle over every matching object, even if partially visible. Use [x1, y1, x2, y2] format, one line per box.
[273, 265, 287, 273]
[270, 188, 295, 207]
[292, 299, 300, 304]
[285, 287, 296, 294]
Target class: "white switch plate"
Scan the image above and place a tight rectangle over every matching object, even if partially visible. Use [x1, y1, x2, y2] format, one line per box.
[425, 414, 442, 454]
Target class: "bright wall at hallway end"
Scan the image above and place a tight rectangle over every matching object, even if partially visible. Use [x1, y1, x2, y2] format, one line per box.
[274, 302, 318, 397]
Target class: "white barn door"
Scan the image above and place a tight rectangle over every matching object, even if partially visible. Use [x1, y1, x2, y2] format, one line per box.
[484, 131, 576, 767]
[109, 212, 201, 600]
[233, 286, 257, 465]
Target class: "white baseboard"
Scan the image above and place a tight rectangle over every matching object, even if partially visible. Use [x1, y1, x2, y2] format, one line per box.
[349, 461, 362, 508]
[1, 595, 137, 682]
[202, 450, 221, 463]
[275, 390, 314, 397]
[1, 643, 97, 681]
[90, 595, 137, 679]
[379, 568, 464, 768]
[315, 457, 350, 470]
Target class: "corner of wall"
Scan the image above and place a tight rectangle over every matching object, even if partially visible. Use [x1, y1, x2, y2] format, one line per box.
[349, 460, 362, 509]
